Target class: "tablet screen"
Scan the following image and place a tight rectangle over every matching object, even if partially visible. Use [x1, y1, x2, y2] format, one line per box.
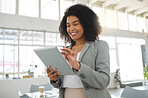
[34, 47, 75, 75]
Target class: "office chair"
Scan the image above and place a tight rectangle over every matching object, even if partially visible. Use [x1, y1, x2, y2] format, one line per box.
[18, 91, 29, 98]
[30, 83, 53, 93]
[121, 86, 148, 98]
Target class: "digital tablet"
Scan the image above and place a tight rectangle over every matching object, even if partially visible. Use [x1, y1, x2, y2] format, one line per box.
[34, 47, 75, 75]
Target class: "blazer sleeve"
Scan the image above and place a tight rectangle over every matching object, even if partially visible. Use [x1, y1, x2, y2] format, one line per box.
[76, 41, 110, 89]
[50, 77, 62, 89]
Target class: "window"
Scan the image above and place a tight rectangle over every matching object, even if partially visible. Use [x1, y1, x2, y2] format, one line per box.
[19, 31, 33, 45]
[118, 12, 128, 30]
[19, 0, 39, 17]
[0, 45, 3, 79]
[0, 28, 64, 80]
[0, 29, 4, 75]
[100, 36, 117, 72]
[32, 31, 44, 45]
[0, 0, 16, 14]
[128, 14, 137, 32]
[41, 0, 59, 20]
[60, 0, 73, 20]
[137, 16, 147, 33]
[45, 32, 57, 46]
[0, 29, 18, 79]
[19, 46, 44, 77]
[92, 6, 105, 27]
[117, 37, 145, 82]
[106, 9, 117, 29]
[57, 33, 65, 46]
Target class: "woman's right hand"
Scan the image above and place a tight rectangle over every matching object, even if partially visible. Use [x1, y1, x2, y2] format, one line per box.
[46, 66, 61, 82]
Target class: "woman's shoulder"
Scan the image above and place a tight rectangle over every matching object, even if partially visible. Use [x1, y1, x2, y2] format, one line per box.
[93, 39, 109, 46]
[87, 40, 109, 51]
[88, 39, 109, 54]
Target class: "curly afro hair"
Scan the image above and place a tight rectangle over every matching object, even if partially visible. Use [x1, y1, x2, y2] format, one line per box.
[59, 4, 101, 45]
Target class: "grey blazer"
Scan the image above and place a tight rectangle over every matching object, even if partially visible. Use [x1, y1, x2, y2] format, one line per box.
[51, 40, 111, 98]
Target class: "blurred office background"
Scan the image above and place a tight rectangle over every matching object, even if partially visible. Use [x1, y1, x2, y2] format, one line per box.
[0, 0, 148, 98]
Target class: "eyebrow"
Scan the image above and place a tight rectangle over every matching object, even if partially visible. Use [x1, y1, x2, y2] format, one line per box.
[66, 20, 80, 24]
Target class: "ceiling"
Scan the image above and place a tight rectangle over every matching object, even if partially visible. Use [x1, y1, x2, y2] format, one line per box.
[93, 0, 148, 17]
[74, 0, 148, 18]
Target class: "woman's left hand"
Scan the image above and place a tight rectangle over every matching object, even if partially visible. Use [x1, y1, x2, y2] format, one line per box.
[60, 48, 80, 70]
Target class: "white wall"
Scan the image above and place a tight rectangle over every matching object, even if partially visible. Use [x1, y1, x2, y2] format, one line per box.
[0, 13, 60, 32]
[0, 77, 49, 98]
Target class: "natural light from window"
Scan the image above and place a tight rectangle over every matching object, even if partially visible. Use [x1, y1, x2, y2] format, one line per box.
[137, 16, 147, 33]
[19, 0, 39, 17]
[128, 14, 137, 32]
[0, 0, 16, 14]
[92, 6, 105, 27]
[106, 9, 117, 29]
[118, 12, 128, 30]
[60, 0, 73, 20]
[41, 0, 59, 20]
[117, 37, 145, 82]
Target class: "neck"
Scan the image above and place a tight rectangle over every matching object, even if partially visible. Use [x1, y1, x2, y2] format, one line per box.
[75, 40, 86, 46]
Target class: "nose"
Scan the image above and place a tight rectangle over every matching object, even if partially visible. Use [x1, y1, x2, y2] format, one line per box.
[69, 25, 75, 31]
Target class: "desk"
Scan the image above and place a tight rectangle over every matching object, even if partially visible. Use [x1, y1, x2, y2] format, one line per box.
[25, 89, 123, 98]
[26, 89, 59, 98]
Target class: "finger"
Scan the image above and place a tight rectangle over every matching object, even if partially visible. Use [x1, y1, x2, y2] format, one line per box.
[51, 75, 61, 81]
[54, 75, 61, 79]
[69, 52, 75, 55]
[50, 72, 61, 80]
[61, 52, 68, 55]
[46, 66, 51, 73]
[64, 55, 69, 61]
[50, 71, 60, 78]
[61, 52, 68, 58]
[48, 68, 56, 76]
[61, 48, 76, 56]
[60, 48, 72, 53]
[61, 52, 69, 61]
[61, 51, 75, 56]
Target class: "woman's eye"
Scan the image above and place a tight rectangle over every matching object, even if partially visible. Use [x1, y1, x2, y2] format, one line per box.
[74, 24, 78, 26]
[67, 25, 70, 27]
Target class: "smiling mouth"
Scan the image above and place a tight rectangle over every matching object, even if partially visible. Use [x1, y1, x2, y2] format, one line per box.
[70, 32, 77, 36]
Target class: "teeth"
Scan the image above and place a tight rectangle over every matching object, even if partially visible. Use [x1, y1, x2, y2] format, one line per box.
[71, 32, 77, 35]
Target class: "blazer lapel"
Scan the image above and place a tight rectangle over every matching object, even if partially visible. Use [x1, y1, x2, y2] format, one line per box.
[79, 42, 91, 62]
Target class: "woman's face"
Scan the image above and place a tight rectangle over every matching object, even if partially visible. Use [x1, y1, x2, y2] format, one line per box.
[66, 16, 85, 41]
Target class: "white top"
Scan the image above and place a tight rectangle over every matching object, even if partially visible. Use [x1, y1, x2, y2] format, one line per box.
[62, 52, 84, 88]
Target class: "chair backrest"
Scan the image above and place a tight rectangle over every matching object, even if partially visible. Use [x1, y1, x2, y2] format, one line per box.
[19, 94, 29, 98]
[44, 83, 53, 91]
[30, 83, 52, 93]
[121, 86, 148, 98]
[18, 91, 29, 98]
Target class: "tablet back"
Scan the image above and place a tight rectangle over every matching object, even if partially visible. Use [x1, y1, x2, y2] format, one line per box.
[34, 47, 75, 75]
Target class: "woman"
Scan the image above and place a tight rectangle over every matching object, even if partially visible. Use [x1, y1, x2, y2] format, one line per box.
[46, 4, 111, 98]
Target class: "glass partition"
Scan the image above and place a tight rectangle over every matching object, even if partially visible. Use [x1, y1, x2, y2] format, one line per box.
[0, 28, 64, 80]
